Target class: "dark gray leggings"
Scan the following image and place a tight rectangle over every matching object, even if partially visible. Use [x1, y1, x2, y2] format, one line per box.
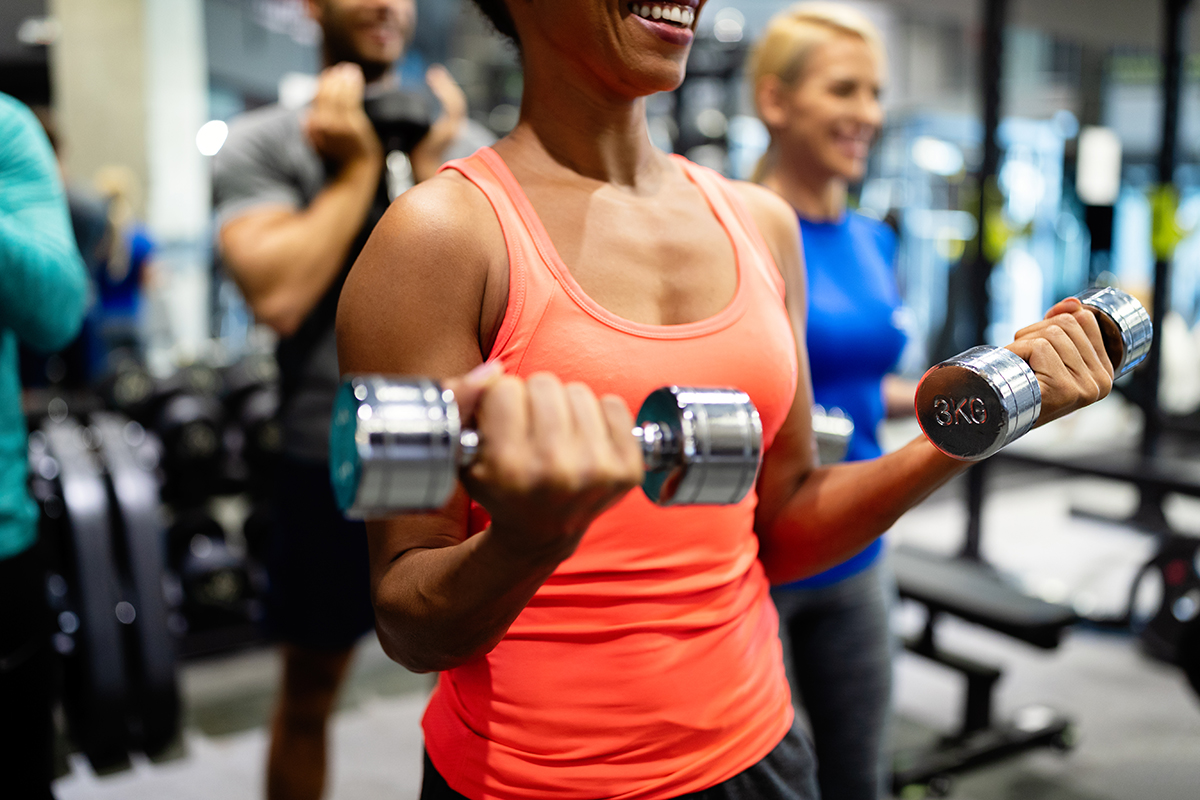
[771, 560, 894, 800]
[421, 724, 819, 799]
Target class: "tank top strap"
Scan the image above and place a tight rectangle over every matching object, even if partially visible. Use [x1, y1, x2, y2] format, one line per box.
[437, 146, 548, 361]
[669, 156, 788, 304]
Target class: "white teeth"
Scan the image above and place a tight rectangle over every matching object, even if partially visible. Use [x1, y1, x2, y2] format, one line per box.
[631, 3, 694, 27]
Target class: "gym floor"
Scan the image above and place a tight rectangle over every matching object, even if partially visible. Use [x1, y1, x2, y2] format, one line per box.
[55, 410, 1200, 800]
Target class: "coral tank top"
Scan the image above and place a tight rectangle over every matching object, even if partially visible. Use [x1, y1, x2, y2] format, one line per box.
[423, 147, 799, 799]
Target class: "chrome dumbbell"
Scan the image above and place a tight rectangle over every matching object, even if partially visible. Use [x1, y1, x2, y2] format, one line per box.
[330, 377, 764, 519]
[812, 405, 854, 465]
[916, 287, 1153, 461]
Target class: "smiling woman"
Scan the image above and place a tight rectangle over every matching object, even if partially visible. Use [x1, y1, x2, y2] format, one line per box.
[332, 0, 1116, 798]
[748, 6, 911, 800]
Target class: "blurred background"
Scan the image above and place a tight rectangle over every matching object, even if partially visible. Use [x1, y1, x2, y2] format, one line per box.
[3, 1, 1200, 798]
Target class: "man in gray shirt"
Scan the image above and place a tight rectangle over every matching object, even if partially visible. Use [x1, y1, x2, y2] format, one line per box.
[213, 1, 469, 797]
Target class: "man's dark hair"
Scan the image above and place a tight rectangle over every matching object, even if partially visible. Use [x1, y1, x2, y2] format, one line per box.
[469, 0, 519, 44]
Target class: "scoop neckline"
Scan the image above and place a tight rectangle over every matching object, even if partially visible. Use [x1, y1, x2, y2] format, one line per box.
[475, 146, 748, 340]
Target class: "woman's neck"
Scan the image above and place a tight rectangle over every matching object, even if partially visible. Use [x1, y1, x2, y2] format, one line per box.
[762, 153, 848, 222]
[501, 51, 667, 192]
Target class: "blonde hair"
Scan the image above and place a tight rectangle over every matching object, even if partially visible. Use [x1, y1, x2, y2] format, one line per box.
[747, 2, 885, 183]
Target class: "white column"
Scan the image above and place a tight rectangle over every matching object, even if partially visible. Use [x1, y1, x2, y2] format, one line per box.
[49, 0, 148, 212]
[144, 0, 212, 366]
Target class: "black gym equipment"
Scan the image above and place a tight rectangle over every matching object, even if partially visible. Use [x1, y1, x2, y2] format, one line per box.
[167, 508, 259, 644]
[97, 353, 156, 417]
[220, 354, 281, 496]
[150, 364, 226, 506]
[30, 407, 183, 769]
[99, 359, 227, 506]
[1181, 616, 1200, 700]
[1128, 533, 1200, 687]
[363, 87, 433, 156]
[330, 376, 763, 518]
[92, 412, 180, 755]
[890, 547, 1077, 797]
[31, 417, 131, 771]
[916, 287, 1152, 462]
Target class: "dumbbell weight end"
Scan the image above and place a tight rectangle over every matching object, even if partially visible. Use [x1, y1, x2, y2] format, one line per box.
[916, 287, 1152, 462]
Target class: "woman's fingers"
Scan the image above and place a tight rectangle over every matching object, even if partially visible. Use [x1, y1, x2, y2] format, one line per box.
[461, 372, 641, 559]
[1006, 305, 1115, 425]
[599, 394, 644, 479]
[442, 360, 504, 423]
[1017, 302, 1114, 381]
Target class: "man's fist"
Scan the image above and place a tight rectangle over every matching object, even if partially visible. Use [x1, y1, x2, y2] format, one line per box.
[305, 62, 383, 168]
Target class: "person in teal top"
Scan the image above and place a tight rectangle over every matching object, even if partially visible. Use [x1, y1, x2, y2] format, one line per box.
[0, 91, 90, 798]
[750, 6, 916, 799]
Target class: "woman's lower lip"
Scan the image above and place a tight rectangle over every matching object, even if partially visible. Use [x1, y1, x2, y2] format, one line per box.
[836, 140, 869, 158]
[630, 13, 694, 46]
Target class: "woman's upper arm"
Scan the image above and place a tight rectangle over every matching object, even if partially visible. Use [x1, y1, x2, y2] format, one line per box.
[337, 170, 499, 378]
[335, 170, 504, 585]
[729, 181, 818, 530]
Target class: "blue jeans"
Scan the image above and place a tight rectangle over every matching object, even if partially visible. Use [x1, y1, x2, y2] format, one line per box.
[771, 560, 894, 800]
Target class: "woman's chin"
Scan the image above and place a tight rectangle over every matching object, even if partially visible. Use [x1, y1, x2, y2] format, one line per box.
[824, 154, 867, 183]
[618, 53, 689, 95]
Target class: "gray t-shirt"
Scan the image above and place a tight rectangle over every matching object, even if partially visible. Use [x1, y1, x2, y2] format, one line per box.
[213, 103, 495, 463]
[213, 104, 344, 463]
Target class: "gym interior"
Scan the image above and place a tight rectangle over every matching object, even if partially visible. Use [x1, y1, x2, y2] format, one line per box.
[2, 0, 1199, 798]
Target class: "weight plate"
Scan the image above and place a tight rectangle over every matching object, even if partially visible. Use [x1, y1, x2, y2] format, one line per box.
[637, 387, 761, 506]
[1076, 287, 1153, 377]
[93, 412, 180, 756]
[916, 347, 1040, 461]
[42, 418, 131, 770]
[332, 376, 462, 518]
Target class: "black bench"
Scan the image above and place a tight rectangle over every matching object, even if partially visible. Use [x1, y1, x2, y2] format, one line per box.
[891, 545, 1078, 796]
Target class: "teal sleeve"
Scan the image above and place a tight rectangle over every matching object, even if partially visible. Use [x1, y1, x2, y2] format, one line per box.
[0, 94, 89, 353]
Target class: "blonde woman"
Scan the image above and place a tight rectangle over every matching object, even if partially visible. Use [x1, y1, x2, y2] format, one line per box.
[750, 4, 912, 797]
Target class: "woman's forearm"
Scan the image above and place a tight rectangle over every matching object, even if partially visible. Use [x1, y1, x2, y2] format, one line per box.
[757, 435, 965, 584]
[372, 523, 570, 673]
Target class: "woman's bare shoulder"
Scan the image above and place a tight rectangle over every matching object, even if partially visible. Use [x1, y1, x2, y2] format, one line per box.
[379, 169, 501, 262]
[336, 168, 506, 377]
[728, 180, 803, 291]
[729, 180, 799, 244]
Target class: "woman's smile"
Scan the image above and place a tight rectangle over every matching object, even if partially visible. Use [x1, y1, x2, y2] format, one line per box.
[626, 1, 699, 45]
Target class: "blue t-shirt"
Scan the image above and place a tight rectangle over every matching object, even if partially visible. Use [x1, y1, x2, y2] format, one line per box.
[784, 211, 907, 589]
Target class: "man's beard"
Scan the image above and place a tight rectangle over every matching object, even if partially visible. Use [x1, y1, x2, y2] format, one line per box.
[322, 19, 395, 83]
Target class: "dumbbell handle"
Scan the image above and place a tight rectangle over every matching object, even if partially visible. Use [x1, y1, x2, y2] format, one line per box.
[454, 421, 676, 471]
